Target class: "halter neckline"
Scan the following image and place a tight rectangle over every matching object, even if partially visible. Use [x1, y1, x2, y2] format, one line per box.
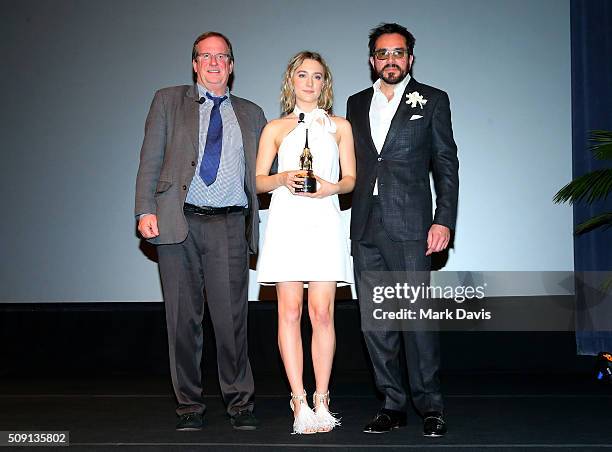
[292, 106, 336, 133]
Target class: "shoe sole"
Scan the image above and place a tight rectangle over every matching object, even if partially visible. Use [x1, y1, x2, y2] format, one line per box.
[423, 432, 445, 437]
[176, 427, 202, 432]
[232, 425, 258, 431]
[363, 425, 402, 434]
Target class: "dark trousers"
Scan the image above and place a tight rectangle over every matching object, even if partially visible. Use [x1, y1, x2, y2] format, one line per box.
[352, 199, 443, 415]
[157, 210, 254, 416]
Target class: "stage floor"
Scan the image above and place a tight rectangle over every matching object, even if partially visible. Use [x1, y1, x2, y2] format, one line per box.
[1, 373, 611, 451]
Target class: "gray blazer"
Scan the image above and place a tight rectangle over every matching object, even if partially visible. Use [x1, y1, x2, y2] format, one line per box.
[347, 77, 459, 242]
[135, 84, 267, 253]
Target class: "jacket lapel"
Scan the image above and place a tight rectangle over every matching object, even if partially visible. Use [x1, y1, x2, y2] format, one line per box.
[231, 95, 255, 175]
[380, 77, 419, 155]
[359, 88, 379, 156]
[184, 85, 200, 159]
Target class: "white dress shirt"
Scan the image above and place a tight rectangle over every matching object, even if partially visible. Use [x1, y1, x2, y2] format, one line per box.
[369, 74, 411, 194]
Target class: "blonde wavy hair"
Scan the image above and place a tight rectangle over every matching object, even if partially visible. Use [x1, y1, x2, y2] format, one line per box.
[280, 51, 333, 115]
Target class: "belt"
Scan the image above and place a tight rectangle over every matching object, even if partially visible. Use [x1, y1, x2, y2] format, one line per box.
[183, 203, 245, 216]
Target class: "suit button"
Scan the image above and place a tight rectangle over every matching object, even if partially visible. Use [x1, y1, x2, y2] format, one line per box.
[377, 157, 382, 162]
[191, 161, 196, 166]
[182, 185, 187, 190]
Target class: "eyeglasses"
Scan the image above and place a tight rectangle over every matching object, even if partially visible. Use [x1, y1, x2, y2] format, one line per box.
[373, 48, 409, 60]
[196, 52, 231, 63]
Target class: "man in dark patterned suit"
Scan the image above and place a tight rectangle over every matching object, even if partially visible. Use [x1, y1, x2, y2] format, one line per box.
[346, 23, 459, 437]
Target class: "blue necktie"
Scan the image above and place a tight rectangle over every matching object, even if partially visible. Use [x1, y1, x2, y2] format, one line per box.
[199, 93, 227, 186]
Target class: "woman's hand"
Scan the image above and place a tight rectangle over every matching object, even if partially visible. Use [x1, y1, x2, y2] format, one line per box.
[280, 170, 306, 194]
[298, 175, 339, 198]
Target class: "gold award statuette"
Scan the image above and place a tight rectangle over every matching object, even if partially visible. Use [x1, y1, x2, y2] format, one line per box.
[295, 127, 316, 193]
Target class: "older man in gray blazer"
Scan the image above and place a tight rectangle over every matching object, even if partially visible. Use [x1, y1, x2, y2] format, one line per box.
[135, 31, 266, 431]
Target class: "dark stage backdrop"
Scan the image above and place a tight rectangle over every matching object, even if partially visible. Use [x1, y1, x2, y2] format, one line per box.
[570, 0, 612, 354]
[0, 0, 573, 303]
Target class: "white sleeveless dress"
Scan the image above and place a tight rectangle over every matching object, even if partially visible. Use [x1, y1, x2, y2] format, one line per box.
[257, 108, 354, 284]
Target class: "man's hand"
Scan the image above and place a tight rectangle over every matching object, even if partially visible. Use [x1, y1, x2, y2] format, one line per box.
[138, 214, 159, 239]
[426, 224, 450, 256]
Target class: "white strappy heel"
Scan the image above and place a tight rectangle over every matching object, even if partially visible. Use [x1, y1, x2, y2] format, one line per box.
[290, 391, 318, 434]
[313, 391, 341, 432]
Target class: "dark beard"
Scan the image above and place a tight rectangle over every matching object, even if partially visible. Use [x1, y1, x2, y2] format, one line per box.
[378, 64, 408, 84]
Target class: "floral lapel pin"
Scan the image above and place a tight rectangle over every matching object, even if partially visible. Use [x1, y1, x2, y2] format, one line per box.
[406, 91, 427, 109]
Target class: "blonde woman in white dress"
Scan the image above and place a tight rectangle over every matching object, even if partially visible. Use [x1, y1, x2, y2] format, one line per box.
[255, 51, 356, 434]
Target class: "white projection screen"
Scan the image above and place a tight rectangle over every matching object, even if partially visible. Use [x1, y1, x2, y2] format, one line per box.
[0, 0, 573, 303]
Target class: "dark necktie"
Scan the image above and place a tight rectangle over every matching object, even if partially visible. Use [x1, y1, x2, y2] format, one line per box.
[199, 93, 227, 185]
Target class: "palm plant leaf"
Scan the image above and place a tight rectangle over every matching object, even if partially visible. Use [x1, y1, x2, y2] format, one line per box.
[553, 169, 612, 204]
[575, 212, 612, 234]
[554, 129, 612, 238]
[603, 276, 612, 293]
[589, 130, 612, 160]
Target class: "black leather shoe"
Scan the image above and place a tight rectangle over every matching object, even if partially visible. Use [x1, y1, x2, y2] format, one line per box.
[423, 412, 446, 437]
[230, 409, 259, 430]
[363, 409, 406, 433]
[176, 412, 203, 431]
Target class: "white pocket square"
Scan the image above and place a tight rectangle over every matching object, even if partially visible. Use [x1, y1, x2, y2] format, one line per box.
[410, 114, 423, 120]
